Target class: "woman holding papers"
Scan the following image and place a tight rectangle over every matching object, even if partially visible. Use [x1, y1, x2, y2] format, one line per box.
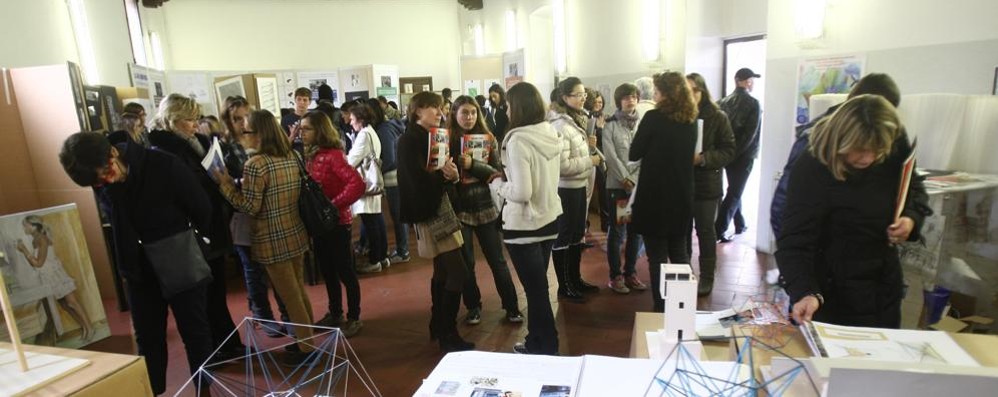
[398, 91, 475, 353]
[628, 71, 698, 313]
[495, 82, 563, 355]
[776, 95, 930, 328]
[148, 93, 245, 361]
[685, 73, 736, 297]
[549, 77, 604, 302]
[448, 95, 524, 325]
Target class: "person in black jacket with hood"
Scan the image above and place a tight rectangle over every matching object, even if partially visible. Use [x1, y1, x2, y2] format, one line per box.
[59, 132, 214, 395]
[776, 95, 930, 328]
[148, 94, 245, 360]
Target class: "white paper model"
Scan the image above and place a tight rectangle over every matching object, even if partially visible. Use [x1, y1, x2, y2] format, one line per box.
[658, 264, 703, 360]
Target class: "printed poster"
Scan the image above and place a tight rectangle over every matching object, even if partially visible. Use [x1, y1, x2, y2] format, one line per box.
[0, 204, 111, 348]
[461, 134, 493, 184]
[297, 71, 339, 107]
[427, 128, 450, 171]
[464, 80, 482, 97]
[796, 55, 865, 124]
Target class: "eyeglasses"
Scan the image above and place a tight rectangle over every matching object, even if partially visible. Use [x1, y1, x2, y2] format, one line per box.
[568, 92, 588, 98]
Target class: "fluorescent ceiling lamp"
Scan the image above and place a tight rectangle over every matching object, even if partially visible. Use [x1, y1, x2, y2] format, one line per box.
[150, 31, 166, 70]
[553, 0, 566, 74]
[474, 24, 485, 56]
[794, 0, 827, 41]
[641, 0, 661, 61]
[505, 10, 518, 51]
[66, 0, 100, 84]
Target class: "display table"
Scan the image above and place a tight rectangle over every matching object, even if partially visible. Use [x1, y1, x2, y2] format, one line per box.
[0, 342, 152, 396]
[629, 312, 998, 367]
[899, 171, 998, 330]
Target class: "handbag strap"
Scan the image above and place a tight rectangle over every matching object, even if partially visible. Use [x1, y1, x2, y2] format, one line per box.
[292, 151, 311, 181]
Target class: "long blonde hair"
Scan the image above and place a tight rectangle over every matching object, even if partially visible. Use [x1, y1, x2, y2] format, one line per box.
[808, 94, 901, 181]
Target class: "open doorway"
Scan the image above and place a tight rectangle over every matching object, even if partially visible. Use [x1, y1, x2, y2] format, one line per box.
[718, 35, 766, 243]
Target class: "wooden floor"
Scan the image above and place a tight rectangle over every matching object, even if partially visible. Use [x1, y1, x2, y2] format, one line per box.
[83, 222, 771, 396]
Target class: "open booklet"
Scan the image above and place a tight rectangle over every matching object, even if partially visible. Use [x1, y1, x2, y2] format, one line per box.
[893, 137, 918, 221]
[800, 321, 979, 366]
[412, 351, 749, 397]
[200, 137, 225, 182]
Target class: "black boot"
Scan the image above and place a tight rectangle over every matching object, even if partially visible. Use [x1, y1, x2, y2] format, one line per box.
[698, 259, 716, 297]
[438, 290, 475, 352]
[553, 248, 585, 302]
[429, 279, 442, 340]
[569, 244, 599, 293]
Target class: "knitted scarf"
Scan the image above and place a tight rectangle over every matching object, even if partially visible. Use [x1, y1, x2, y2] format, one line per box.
[551, 102, 589, 131]
[614, 109, 639, 131]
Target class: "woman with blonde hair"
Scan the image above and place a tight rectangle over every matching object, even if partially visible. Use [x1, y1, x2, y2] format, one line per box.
[148, 93, 246, 360]
[398, 91, 475, 352]
[213, 109, 315, 366]
[301, 110, 366, 336]
[776, 94, 929, 328]
[628, 71, 698, 312]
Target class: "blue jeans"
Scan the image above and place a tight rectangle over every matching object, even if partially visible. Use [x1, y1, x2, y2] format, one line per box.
[461, 221, 519, 312]
[506, 239, 558, 355]
[385, 185, 409, 256]
[607, 189, 642, 278]
[234, 245, 288, 321]
[359, 213, 388, 263]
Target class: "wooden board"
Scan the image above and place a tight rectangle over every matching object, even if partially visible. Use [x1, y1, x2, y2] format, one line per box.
[0, 348, 89, 396]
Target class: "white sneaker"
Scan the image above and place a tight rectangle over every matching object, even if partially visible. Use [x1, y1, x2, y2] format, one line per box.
[357, 261, 382, 274]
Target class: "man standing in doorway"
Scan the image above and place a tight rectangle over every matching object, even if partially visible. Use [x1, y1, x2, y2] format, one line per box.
[715, 68, 761, 243]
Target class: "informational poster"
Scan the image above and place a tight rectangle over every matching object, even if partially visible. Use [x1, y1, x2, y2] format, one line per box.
[277, 71, 297, 109]
[485, 78, 503, 93]
[0, 204, 111, 349]
[147, 68, 166, 112]
[372, 64, 400, 103]
[128, 63, 166, 114]
[464, 79, 482, 97]
[168, 72, 217, 116]
[796, 54, 864, 124]
[214, 76, 246, 107]
[503, 49, 525, 89]
[255, 76, 281, 116]
[297, 71, 339, 107]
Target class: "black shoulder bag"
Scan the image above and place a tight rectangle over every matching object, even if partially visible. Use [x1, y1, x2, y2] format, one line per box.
[294, 151, 341, 235]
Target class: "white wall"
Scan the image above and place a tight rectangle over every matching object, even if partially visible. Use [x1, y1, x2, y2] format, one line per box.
[159, 0, 463, 89]
[0, 0, 134, 87]
[757, 0, 998, 252]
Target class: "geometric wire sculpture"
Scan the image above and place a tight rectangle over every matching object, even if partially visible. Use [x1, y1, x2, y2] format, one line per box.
[643, 332, 821, 396]
[174, 317, 381, 397]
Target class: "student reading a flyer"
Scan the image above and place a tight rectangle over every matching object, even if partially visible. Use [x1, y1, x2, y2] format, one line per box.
[447, 95, 524, 326]
[776, 95, 931, 328]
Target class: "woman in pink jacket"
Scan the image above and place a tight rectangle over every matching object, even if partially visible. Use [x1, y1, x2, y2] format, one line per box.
[300, 110, 366, 337]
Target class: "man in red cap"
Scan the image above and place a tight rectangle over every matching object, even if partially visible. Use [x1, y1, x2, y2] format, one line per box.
[716, 67, 762, 243]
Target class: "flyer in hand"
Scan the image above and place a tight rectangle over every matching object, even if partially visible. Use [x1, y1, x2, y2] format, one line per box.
[893, 137, 917, 221]
[201, 137, 226, 182]
[427, 127, 450, 171]
[460, 134, 492, 183]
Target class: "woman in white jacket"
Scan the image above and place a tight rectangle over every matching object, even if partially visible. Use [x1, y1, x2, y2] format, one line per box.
[497, 82, 563, 355]
[346, 104, 390, 273]
[548, 77, 603, 302]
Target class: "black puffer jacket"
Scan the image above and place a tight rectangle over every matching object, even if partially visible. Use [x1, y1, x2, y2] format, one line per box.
[693, 104, 736, 200]
[718, 87, 761, 160]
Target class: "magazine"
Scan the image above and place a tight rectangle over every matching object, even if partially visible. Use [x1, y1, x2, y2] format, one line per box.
[427, 127, 450, 171]
[413, 351, 749, 397]
[460, 134, 492, 184]
[201, 137, 226, 182]
[893, 137, 917, 221]
[800, 321, 979, 366]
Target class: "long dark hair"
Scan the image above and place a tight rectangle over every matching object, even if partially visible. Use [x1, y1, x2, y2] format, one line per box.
[686, 73, 718, 114]
[554, 77, 583, 109]
[249, 109, 292, 157]
[302, 110, 344, 159]
[506, 83, 546, 131]
[448, 95, 492, 135]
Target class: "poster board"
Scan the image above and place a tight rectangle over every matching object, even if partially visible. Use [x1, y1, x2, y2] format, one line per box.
[0, 204, 111, 348]
[297, 70, 339, 107]
[503, 49, 526, 89]
[372, 64, 400, 103]
[128, 63, 166, 115]
[167, 71, 217, 117]
[255, 76, 281, 116]
[795, 54, 865, 124]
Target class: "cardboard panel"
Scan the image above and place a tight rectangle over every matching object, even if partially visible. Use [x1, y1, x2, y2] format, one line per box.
[0, 68, 41, 214]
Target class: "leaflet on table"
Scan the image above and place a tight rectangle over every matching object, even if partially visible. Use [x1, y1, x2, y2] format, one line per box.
[460, 134, 492, 184]
[800, 321, 979, 366]
[427, 127, 450, 171]
[201, 137, 225, 182]
[413, 351, 749, 397]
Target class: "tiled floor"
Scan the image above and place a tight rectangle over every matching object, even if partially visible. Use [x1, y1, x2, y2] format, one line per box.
[83, 220, 771, 396]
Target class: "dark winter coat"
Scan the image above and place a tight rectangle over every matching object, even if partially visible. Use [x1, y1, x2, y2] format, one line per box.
[775, 134, 931, 328]
[718, 86, 761, 160]
[374, 118, 404, 172]
[99, 142, 212, 282]
[397, 123, 456, 223]
[628, 110, 697, 237]
[769, 105, 838, 237]
[148, 129, 232, 258]
[693, 104, 736, 200]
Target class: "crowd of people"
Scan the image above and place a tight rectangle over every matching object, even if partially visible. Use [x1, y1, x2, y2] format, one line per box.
[57, 69, 928, 393]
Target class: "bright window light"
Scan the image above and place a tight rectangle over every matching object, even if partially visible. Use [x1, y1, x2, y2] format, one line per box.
[474, 24, 485, 56]
[125, 0, 147, 66]
[794, 0, 827, 41]
[66, 0, 100, 84]
[150, 31, 166, 70]
[505, 10, 518, 51]
[641, 0, 661, 61]
[553, 0, 566, 74]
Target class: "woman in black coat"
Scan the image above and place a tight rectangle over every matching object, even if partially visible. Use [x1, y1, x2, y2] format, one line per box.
[777, 95, 930, 328]
[629, 72, 699, 312]
[148, 94, 245, 359]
